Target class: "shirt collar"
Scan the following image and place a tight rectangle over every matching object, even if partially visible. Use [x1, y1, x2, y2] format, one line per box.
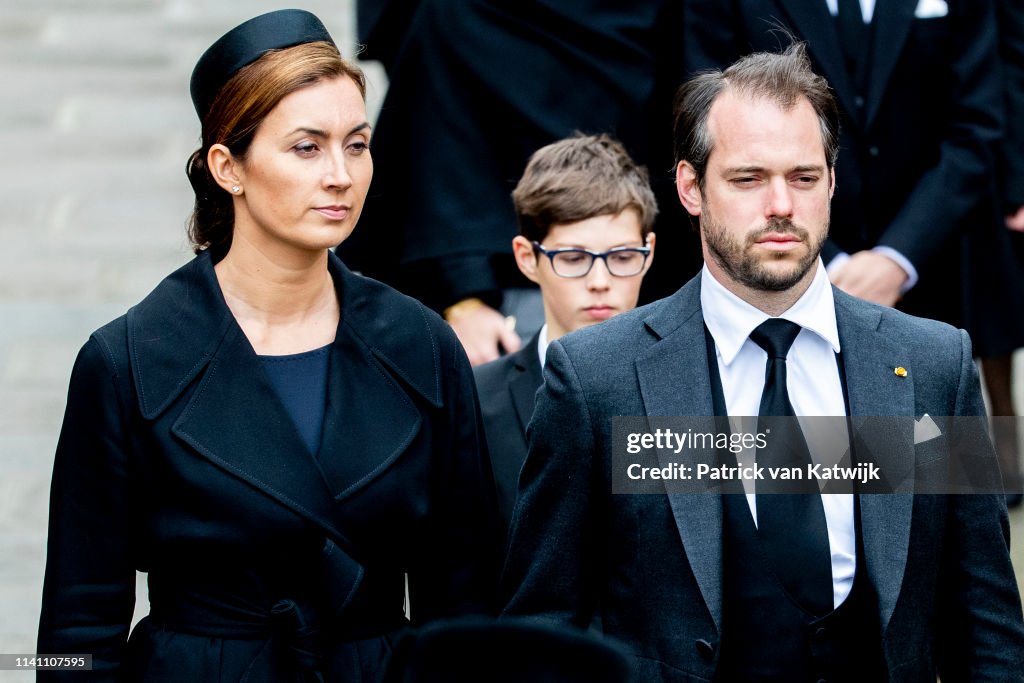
[537, 324, 549, 370]
[700, 259, 841, 366]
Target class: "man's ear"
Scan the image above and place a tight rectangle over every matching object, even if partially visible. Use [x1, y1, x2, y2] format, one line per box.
[676, 161, 702, 217]
[828, 167, 836, 199]
[207, 144, 243, 195]
[512, 236, 541, 284]
[641, 232, 656, 275]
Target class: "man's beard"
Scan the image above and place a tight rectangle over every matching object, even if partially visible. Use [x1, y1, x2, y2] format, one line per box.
[702, 210, 826, 292]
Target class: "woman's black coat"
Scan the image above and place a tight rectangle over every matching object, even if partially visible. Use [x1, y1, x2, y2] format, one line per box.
[38, 251, 500, 681]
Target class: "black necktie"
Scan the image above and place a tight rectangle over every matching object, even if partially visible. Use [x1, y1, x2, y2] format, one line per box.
[750, 318, 833, 616]
[836, 0, 867, 84]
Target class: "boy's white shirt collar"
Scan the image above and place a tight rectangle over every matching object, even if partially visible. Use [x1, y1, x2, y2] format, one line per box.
[537, 324, 549, 370]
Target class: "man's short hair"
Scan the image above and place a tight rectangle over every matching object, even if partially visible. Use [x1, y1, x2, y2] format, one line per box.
[673, 42, 840, 190]
[512, 133, 658, 243]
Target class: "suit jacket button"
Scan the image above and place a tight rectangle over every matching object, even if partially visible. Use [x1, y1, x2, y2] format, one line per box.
[695, 639, 715, 660]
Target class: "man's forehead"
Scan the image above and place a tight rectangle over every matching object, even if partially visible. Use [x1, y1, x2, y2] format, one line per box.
[708, 88, 815, 127]
[706, 90, 825, 165]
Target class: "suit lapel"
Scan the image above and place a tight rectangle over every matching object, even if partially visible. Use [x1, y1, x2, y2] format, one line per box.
[776, 0, 862, 125]
[636, 278, 724, 633]
[509, 333, 543, 435]
[864, 0, 918, 127]
[834, 290, 915, 633]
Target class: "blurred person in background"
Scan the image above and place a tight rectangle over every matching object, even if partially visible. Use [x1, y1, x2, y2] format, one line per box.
[342, 0, 692, 366]
[992, 0, 1024, 508]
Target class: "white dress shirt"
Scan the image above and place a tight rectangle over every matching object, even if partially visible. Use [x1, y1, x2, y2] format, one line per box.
[701, 261, 855, 608]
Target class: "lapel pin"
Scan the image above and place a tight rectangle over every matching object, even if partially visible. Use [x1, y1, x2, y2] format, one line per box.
[894, 366, 908, 378]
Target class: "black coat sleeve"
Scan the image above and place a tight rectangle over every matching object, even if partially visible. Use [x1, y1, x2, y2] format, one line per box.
[38, 334, 138, 681]
[408, 328, 502, 621]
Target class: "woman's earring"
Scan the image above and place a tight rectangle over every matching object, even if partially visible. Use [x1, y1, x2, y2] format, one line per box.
[231, 185, 241, 194]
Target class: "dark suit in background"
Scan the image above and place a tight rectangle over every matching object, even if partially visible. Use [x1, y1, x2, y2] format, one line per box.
[684, 0, 1024, 355]
[501, 276, 1024, 681]
[355, 0, 421, 73]
[988, 0, 1024, 504]
[341, 0, 693, 313]
[1003, 0, 1024, 215]
[474, 333, 543, 531]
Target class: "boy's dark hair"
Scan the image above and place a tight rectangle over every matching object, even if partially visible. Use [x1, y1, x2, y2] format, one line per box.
[512, 133, 658, 243]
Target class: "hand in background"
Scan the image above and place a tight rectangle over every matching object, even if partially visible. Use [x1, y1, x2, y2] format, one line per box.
[829, 250, 908, 307]
[445, 298, 522, 366]
[1006, 206, 1024, 232]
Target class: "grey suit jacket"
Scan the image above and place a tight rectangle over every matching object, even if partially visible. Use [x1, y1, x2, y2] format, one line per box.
[501, 274, 1024, 682]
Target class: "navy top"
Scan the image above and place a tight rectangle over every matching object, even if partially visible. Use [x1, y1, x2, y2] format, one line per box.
[259, 343, 331, 456]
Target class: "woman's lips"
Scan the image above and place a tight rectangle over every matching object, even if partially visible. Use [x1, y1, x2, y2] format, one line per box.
[314, 205, 350, 220]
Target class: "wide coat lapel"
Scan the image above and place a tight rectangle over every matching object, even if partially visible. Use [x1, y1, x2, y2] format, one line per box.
[315, 254, 441, 502]
[635, 277, 725, 633]
[833, 289, 915, 633]
[128, 252, 349, 546]
[776, 0, 862, 126]
[128, 252, 441, 547]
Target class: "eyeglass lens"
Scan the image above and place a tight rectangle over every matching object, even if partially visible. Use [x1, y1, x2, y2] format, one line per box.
[551, 250, 646, 277]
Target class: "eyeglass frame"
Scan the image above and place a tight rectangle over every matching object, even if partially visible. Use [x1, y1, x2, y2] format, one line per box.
[530, 239, 652, 278]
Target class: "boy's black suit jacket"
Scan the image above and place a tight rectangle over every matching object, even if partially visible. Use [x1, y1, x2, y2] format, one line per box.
[474, 332, 544, 531]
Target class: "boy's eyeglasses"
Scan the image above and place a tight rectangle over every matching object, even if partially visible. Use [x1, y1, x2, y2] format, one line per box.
[531, 241, 651, 278]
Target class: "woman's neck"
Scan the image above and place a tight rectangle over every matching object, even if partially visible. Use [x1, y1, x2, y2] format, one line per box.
[214, 237, 339, 355]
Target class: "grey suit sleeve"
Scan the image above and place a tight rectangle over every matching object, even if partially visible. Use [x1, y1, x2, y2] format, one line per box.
[936, 330, 1024, 680]
[500, 340, 601, 628]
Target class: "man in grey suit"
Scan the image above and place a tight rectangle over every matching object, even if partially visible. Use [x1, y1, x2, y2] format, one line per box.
[500, 44, 1024, 681]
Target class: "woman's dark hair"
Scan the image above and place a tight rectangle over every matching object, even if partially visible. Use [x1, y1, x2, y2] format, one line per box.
[185, 41, 366, 258]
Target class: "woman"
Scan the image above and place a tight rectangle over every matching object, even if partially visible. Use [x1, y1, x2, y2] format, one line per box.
[37, 10, 498, 681]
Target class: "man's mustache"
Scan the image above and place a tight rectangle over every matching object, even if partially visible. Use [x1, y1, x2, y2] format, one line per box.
[746, 218, 809, 245]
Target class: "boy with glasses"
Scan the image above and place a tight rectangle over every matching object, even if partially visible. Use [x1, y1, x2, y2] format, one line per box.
[474, 133, 657, 531]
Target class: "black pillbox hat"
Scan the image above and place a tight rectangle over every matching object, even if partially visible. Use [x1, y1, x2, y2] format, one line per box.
[190, 9, 335, 122]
